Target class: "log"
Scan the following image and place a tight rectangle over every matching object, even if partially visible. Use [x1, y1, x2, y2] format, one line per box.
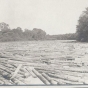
[0, 76, 12, 84]
[36, 68, 59, 74]
[26, 67, 37, 78]
[11, 78, 20, 85]
[0, 67, 12, 74]
[32, 69, 51, 85]
[10, 64, 22, 79]
[47, 73, 84, 83]
[1, 62, 17, 68]
[15, 76, 26, 84]
[0, 64, 15, 72]
[35, 68, 64, 75]
[55, 78, 83, 85]
[35, 66, 88, 73]
[42, 73, 57, 85]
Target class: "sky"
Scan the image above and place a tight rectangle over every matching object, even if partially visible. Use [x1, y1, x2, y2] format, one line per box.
[0, 0, 88, 35]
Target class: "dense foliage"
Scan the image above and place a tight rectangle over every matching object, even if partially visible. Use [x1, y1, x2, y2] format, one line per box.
[0, 22, 76, 42]
[46, 33, 76, 40]
[76, 7, 88, 42]
[0, 22, 46, 42]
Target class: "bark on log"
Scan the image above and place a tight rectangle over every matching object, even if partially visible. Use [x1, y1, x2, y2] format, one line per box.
[32, 69, 51, 85]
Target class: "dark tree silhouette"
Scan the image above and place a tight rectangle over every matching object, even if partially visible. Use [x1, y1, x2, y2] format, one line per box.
[0, 22, 76, 42]
[76, 7, 88, 42]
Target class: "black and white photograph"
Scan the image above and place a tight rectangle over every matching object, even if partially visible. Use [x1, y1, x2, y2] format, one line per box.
[0, 0, 88, 87]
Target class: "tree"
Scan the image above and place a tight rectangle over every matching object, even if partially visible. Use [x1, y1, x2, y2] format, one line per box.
[76, 7, 88, 42]
[0, 22, 47, 41]
[0, 22, 10, 32]
[32, 28, 46, 40]
[0, 22, 11, 41]
[11, 27, 24, 41]
[24, 29, 33, 40]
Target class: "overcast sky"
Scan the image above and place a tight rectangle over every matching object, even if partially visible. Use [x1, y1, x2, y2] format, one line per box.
[0, 0, 88, 35]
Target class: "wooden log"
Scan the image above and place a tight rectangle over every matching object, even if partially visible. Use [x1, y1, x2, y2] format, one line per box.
[7, 61, 46, 68]
[10, 64, 22, 79]
[35, 65, 88, 73]
[1, 63, 17, 68]
[47, 73, 84, 83]
[0, 67, 12, 74]
[35, 68, 62, 75]
[49, 68, 84, 77]
[11, 78, 20, 85]
[0, 64, 15, 72]
[36, 69, 59, 74]
[7, 57, 41, 63]
[32, 68, 51, 85]
[18, 71, 25, 76]
[42, 73, 57, 85]
[14, 73, 23, 78]
[35, 66, 86, 82]
[23, 72, 31, 78]
[59, 71, 83, 77]
[0, 76, 12, 85]
[15, 76, 26, 84]
[55, 78, 83, 85]
[26, 67, 37, 78]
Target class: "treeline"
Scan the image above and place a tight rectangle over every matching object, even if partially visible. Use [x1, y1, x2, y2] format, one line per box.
[0, 22, 76, 42]
[46, 33, 76, 40]
[0, 22, 46, 42]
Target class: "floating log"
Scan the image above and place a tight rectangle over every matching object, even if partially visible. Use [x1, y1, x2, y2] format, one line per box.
[42, 73, 57, 85]
[10, 64, 22, 79]
[32, 68, 51, 85]
[0, 76, 12, 85]
[26, 67, 37, 78]
[0, 67, 12, 74]
[35, 67, 59, 72]
[47, 73, 84, 83]
[35, 66, 88, 73]
[55, 78, 83, 84]
[11, 78, 20, 85]
[0, 64, 15, 72]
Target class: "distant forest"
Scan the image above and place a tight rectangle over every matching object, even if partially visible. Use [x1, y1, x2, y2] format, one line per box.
[0, 22, 76, 42]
